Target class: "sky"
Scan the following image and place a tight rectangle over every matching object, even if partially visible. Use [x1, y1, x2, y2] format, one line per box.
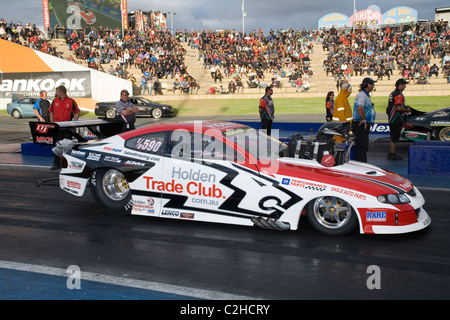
[1, 0, 448, 33]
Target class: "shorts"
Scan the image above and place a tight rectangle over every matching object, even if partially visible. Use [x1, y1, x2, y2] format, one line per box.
[389, 122, 403, 142]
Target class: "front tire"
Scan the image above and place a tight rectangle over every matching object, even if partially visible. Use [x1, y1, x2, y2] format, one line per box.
[90, 168, 132, 216]
[306, 196, 357, 236]
[151, 108, 162, 119]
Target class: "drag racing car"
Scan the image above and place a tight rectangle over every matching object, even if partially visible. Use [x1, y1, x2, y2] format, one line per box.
[403, 107, 450, 141]
[57, 121, 430, 236]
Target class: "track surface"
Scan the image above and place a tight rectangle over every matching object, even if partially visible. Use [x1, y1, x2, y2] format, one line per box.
[0, 115, 449, 300]
[0, 165, 449, 300]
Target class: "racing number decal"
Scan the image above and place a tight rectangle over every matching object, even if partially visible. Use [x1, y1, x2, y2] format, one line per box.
[135, 138, 162, 152]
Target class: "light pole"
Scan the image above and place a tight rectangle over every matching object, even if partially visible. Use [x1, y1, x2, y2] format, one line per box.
[167, 11, 176, 35]
[242, 0, 247, 37]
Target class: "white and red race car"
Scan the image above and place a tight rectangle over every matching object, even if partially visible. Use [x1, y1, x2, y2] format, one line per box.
[58, 121, 431, 236]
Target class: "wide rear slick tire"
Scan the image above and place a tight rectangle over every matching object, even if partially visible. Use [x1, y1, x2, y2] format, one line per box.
[90, 168, 132, 216]
[306, 196, 357, 236]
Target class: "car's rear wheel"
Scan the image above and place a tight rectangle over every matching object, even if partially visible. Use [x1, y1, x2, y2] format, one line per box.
[90, 168, 132, 216]
[151, 108, 162, 119]
[12, 109, 22, 119]
[436, 127, 450, 141]
[105, 108, 117, 119]
[306, 196, 357, 236]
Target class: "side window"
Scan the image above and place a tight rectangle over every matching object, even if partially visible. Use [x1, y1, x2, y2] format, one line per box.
[125, 131, 166, 155]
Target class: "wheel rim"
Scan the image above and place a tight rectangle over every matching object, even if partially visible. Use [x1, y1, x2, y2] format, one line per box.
[152, 108, 162, 118]
[312, 196, 352, 229]
[106, 109, 116, 118]
[101, 169, 130, 201]
[12, 110, 21, 118]
[439, 127, 450, 141]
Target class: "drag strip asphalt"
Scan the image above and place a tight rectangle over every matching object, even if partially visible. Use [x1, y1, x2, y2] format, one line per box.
[0, 165, 449, 300]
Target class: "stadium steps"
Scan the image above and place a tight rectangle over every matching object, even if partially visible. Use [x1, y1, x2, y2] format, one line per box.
[49, 38, 450, 101]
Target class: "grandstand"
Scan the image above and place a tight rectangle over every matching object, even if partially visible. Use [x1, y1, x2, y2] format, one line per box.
[2, 17, 449, 102]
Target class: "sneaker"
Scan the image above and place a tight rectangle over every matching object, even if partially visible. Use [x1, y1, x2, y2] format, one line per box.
[387, 153, 403, 160]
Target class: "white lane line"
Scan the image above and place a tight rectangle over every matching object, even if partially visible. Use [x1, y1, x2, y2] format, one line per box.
[0, 260, 255, 300]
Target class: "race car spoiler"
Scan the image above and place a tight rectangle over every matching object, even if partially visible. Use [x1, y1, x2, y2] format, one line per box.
[29, 119, 123, 145]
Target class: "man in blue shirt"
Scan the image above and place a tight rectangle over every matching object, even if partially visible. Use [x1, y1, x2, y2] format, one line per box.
[351, 77, 376, 163]
[33, 90, 50, 122]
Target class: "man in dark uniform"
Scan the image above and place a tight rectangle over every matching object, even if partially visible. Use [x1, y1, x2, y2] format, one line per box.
[387, 78, 411, 160]
[33, 90, 51, 122]
[116, 89, 138, 132]
[259, 86, 274, 136]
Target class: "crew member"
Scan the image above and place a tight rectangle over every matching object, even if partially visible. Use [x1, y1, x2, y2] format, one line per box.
[351, 78, 376, 163]
[48, 85, 80, 170]
[116, 89, 139, 132]
[259, 86, 275, 136]
[387, 78, 410, 160]
[332, 83, 353, 142]
[33, 90, 51, 122]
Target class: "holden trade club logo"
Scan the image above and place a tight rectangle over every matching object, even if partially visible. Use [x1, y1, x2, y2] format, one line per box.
[35, 123, 56, 134]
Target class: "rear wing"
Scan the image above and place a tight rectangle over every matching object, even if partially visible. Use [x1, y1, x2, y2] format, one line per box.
[29, 119, 123, 145]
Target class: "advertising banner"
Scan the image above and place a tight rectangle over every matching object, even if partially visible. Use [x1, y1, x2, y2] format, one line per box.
[121, 0, 128, 30]
[46, 0, 122, 30]
[318, 13, 350, 29]
[42, 0, 50, 31]
[382, 6, 418, 25]
[350, 9, 383, 28]
[0, 71, 92, 99]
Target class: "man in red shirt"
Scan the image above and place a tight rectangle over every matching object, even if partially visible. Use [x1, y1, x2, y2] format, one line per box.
[49, 85, 80, 122]
[49, 85, 80, 170]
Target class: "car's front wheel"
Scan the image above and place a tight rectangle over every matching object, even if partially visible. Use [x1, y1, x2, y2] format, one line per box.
[90, 168, 132, 216]
[306, 196, 357, 236]
[151, 108, 162, 118]
[12, 109, 22, 119]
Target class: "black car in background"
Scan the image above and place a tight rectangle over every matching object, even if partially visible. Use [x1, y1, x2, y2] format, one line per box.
[405, 107, 450, 141]
[95, 97, 174, 119]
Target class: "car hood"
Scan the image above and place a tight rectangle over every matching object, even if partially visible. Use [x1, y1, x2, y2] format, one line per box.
[265, 158, 413, 196]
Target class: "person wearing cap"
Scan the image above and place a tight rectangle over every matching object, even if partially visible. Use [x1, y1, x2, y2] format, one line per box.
[386, 78, 411, 160]
[116, 90, 139, 132]
[259, 86, 275, 136]
[351, 77, 376, 163]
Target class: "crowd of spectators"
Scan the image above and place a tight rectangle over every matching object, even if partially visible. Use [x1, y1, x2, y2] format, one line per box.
[0, 18, 60, 56]
[2, 16, 450, 95]
[322, 20, 450, 84]
[182, 28, 316, 93]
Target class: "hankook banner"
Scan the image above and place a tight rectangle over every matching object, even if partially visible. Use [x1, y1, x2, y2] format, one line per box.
[0, 71, 92, 99]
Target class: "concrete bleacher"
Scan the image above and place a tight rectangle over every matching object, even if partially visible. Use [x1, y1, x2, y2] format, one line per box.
[50, 38, 450, 101]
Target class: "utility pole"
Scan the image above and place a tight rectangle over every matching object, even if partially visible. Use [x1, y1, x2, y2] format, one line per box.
[242, 0, 247, 37]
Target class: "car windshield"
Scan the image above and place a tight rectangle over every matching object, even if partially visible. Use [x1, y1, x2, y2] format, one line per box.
[222, 127, 286, 160]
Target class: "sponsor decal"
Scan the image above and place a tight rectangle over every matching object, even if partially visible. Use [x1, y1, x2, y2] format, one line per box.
[124, 160, 145, 166]
[172, 167, 216, 183]
[68, 161, 84, 171]
[35, 123, 56, 134]
[180, 212, 195, 219]
[132, 199, 155, 214]
[366, 211, 387, 222]
[161, 210, 180, 217]
[71, 150, 86, 157]
[87, 152, 101, 161]
[36, 136, 54, 144]
[284, 178, 327, 192]
[331, 187, 367, 200]
[103, 146, 122, 153]
[134, 138, 162, 152]
[143, 176, 225, 199]
[104, 156, 121, 164]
